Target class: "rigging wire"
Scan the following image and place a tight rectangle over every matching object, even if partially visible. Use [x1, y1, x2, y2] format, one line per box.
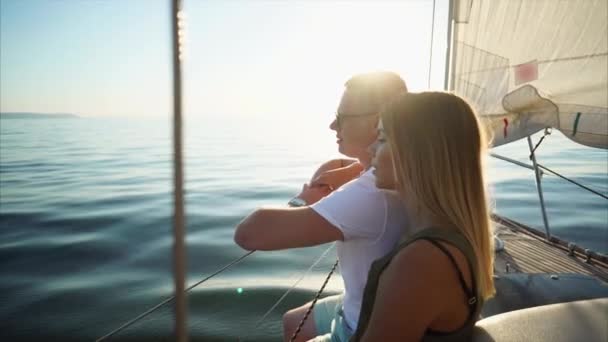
[528, 128, 552, 159]
[239, 244, 337, 341]
[290, 259, 340, 342]
[527, 128, 607, 200]
[536, 163, 608, 201]
[96, 250, 256, 342]
[428, 0, 436, 89]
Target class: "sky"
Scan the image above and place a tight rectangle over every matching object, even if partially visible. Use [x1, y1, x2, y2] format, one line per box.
[0, 0, 448, 119]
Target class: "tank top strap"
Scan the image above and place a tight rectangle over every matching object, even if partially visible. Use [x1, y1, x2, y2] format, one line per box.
[351, 227, 482, 342]
[407, 227, 478, 276]
[419, 238, 478, 318]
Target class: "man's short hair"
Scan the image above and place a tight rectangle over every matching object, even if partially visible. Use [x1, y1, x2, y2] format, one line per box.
[345, 71, 408, 112]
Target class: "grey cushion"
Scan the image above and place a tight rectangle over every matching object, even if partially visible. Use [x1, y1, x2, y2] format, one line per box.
[473, 298, 608, 342]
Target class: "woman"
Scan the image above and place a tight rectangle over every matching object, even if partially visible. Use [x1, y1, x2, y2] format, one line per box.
[352, 92, 495, 341]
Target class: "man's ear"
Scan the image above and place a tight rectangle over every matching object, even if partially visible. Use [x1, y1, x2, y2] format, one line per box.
[368, 116, 381, 134]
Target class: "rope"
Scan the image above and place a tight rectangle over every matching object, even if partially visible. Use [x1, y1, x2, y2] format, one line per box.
[290, 258, 340, 342]
[96, 250, 255, 341]
[427, 0, 436, 89]
[536, 163, 608, 200]
[526, 128, 607, 200]
[239, 244, 336, 342]
[528, 128, 552, 160]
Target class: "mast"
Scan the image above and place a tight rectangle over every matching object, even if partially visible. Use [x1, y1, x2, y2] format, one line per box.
[170, 0, 188, 340]
[443, 0, 454, 91]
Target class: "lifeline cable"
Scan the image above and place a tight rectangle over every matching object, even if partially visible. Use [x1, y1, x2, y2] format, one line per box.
[238, 243, 337, 341]
[537, 163, 608, 200]
[290, 258, 340, 342]
[96, 250, 256, 341]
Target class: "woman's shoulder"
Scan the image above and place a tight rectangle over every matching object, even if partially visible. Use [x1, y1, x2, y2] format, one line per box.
[391, 239, 447, 267]
[387, 238, 470, 287]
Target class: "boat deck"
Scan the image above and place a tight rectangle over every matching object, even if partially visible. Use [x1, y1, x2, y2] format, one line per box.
[493, 217, 608, 283]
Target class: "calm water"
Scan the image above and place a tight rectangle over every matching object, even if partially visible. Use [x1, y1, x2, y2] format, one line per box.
[1, 116, 606, 341]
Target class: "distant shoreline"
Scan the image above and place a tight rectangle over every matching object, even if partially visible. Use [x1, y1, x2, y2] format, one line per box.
[0, 112, 80, 119]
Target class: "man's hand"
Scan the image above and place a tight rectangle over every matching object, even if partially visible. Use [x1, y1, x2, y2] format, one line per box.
[310, 162, 364, 191]
[296, 183, 332, 205]
[310, 158, 358, 181]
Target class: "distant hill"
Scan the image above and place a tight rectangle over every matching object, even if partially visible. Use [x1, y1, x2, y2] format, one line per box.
[0, 112, 80, 119]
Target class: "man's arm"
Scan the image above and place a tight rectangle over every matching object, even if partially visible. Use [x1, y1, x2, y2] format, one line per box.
[293, 183, 332, 206]
[234, 206, 343, 251]
[309, 158, 358, 182]
[234, 158, 360, 251]
[310, 162, 364, 190]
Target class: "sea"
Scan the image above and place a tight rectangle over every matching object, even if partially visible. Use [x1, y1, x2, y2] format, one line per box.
[1, 115, 606, 341]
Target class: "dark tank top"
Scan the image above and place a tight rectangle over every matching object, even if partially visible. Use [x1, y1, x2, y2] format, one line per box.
[351, 227, 483, 342]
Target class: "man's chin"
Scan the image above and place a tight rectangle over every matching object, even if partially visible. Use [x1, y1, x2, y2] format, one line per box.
[338, 145, 355, 158]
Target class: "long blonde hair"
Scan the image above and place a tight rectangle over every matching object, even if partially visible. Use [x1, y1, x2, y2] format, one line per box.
[382, 92, 495, 300]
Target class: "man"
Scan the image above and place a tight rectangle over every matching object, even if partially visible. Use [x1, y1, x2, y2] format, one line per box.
[234, 71, 408, 342]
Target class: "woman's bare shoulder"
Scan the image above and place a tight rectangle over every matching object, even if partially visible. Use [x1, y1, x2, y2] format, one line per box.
[384, 239, 466, 287]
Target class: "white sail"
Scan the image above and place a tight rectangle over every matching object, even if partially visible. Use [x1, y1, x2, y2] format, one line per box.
[449, 0, 608, 149]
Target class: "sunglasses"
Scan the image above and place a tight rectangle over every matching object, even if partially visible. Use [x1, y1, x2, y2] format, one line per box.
[334, 112, 378, 128]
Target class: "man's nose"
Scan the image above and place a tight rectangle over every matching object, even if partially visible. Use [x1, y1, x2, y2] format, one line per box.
[329, 118, 338, 131]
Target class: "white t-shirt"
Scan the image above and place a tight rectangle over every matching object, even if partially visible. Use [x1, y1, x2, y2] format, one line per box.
[310, 169, 408, 331]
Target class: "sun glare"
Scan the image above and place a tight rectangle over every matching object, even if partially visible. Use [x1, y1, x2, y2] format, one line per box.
[2, 1, 444, 119]
[184, 1, 440, 124]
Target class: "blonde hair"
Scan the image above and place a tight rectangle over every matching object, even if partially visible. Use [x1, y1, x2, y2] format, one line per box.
[382, 92, 495, 300]
[345, 71, 408, 113]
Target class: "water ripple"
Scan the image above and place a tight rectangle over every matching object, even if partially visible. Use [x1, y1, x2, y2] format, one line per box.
[0, 118, 606, 340]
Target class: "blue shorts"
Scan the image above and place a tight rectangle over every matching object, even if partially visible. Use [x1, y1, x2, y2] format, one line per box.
[311, 294, 354, 342]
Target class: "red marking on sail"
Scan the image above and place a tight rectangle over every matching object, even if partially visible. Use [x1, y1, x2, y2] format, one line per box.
[514, 60, 538, 85]
[503, 118, 509, 138]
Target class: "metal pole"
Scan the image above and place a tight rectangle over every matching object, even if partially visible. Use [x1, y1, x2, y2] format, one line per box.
[443, 0, 454, 90]
[171, 0, 188, 341]
[527, 136, 551, 239]
[490, 153, 543, 174]
[448, 0, 459, 92]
